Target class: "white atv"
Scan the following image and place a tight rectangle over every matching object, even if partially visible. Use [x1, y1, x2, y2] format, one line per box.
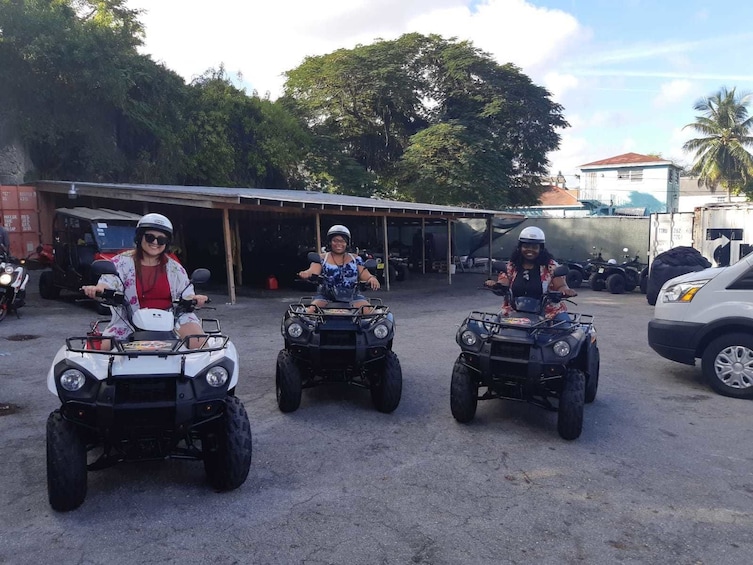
[45, 260, 252, 512]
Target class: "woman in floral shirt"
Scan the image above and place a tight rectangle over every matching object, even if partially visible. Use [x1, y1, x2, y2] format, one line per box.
[82, 213, 207, 343]
[486, 226, 576, 322]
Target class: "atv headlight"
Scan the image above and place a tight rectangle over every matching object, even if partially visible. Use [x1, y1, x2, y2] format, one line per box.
[205, 366, 229, 387]
[461, 330, 478, 347]
[373, 324, 389, 339]
[661, 280, 709, 303]
[3, 265, 12, 274]
[553, 340, 571, 357]
[0, 273, 11, 285]
[287, 322, 304, 338]
[60, 369, 86, 391]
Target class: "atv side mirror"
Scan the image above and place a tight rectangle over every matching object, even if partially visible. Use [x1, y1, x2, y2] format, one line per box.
[363, 258, 377, 271]
[90, 259, 118, 277]
[307, 251, 322, 264]
[553, 264, 569, 278]
[190, 268, 211, 285]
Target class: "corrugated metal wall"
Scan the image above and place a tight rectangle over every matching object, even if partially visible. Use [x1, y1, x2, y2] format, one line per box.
[1, 185, 40, 258]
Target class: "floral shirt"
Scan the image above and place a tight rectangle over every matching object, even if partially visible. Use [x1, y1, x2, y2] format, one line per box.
[499, 259, 567, 319]
[98, 251, 199, 339]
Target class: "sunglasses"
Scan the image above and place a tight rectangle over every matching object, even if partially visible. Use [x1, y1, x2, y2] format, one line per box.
[143, 233, 169, 245]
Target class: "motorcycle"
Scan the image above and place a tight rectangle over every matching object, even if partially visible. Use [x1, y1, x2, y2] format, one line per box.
[451, 265, 599, 440]
[0, 249, 30, 322]
[45, 259, 252, 511]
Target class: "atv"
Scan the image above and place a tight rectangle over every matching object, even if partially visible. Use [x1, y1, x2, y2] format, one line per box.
[45, 260, 252, 511]
[450, 265, 599, 440]
[276, 253, 402, 413]
[588, 248, 646, 294]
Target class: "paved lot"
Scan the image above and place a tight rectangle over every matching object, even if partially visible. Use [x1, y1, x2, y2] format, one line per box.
[1, 270, 752, 564]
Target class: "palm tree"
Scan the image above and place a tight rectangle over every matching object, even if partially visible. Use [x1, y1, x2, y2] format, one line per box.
[683, 87, 753, 201]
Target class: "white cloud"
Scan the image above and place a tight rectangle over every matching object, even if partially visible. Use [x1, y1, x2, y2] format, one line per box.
[653, 79, 694, 108]
[543, 72, 579, 101]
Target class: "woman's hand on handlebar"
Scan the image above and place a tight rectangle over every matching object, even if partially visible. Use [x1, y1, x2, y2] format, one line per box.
[82, 283, 107, 299]
[186, 294, 209, 307]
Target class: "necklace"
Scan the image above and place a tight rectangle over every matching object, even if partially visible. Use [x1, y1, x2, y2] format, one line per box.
[331, 252, 346, 267]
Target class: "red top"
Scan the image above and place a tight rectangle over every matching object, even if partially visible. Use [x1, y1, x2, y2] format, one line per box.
[136, 264, 172, 309]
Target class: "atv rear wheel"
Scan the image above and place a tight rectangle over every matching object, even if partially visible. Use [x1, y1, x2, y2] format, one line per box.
[276, 350, 302, 412]
[589, 273, 605, 291]
[370, 350, 402, 413]
[203, 395, 253, 491]
[39, 270, 60, 299]
[558, 368, 585, 440]
[47, 411, 87, 511]
[585, 346, 600, 404]
[606, 273, 626, 294]
[566, 269, 583, 289]
[450, 357, 478, 423]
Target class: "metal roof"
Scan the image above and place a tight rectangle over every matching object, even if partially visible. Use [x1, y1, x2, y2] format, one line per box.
[54, 207, 143, 222]
[36, 181, 523, 220]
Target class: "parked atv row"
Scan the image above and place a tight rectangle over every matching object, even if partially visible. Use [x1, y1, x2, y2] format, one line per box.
[560, 248, 648, 295]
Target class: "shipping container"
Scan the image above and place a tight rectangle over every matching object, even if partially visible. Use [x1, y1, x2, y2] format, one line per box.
[0, 185, 41, 258]
[649, 203, 753, 267]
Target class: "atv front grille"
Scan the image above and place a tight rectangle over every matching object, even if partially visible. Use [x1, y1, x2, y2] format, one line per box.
[114, 377, 176, 404]
[491, 341, 530, 360]
[320, 331, 356, 348]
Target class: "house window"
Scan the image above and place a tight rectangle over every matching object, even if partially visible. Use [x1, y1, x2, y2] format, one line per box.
[630, 169, 643, 182]
[618, 168, 643, 181]
[617, 168, 629, 180]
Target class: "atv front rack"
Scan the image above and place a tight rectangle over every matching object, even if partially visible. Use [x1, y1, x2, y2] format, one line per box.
[467, 310, 594, 336]
[65, 333, 230, 357]
[288, 299, 389, 323]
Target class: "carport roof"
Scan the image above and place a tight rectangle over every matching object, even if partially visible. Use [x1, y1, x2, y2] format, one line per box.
[35, 181, 523, 220]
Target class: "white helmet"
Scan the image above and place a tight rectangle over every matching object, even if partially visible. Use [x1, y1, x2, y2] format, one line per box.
[137, 213, 173, 237]
[518, 226, 545, 244]
[327, 224, 351, 245]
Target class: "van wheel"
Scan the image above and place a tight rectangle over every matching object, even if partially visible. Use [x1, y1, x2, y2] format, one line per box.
[39, 271, 60, 299]
[701, 334, 753, 398]
[606, 273, 626, 294]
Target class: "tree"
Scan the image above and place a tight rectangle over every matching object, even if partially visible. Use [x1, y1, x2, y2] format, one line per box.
[683, 87, 753, 201]
[284, 33, 567, 207]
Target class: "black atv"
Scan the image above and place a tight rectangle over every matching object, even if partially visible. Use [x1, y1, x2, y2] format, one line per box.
[589, 248, 647, 294]
[450, 265, 599, 440]
[276, 253, 402, 413]
[561, 249, 606, 289]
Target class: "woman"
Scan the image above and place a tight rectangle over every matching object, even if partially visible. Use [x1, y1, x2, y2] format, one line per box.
[298, 224, 380, 309]
[485, 226, 576, 322]
[82, 213, 208, 346]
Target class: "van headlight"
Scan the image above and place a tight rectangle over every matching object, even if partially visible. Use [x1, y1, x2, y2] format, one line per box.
[60, 369, 86, 391]
[661, 280, 709, 303]
[373, 324, 389, 339]
[206, 366, 229, 387]
[553, 341, 571, 357]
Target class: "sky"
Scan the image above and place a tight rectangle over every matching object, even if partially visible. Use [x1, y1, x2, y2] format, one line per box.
[126, 0, 753, 187]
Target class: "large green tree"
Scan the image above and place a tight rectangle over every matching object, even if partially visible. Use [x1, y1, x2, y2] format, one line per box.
[683, 87, 753, 201]
[284, 33, 567, 207]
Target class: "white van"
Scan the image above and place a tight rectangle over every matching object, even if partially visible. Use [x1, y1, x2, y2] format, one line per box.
[648, 252, 753, 398]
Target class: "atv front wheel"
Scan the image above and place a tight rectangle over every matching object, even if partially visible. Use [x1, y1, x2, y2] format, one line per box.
[370, 350, 402, 413]
[558, 368, 585, 440]
[203, 395, 253, 491]
[450, 357, 478, 423]
[585, 345, 600, 404]
[276, 350, 302, 412]
[47, 411, 87, 511]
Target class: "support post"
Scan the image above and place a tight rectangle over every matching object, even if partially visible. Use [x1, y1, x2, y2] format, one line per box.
[222, 208, 236, 304]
